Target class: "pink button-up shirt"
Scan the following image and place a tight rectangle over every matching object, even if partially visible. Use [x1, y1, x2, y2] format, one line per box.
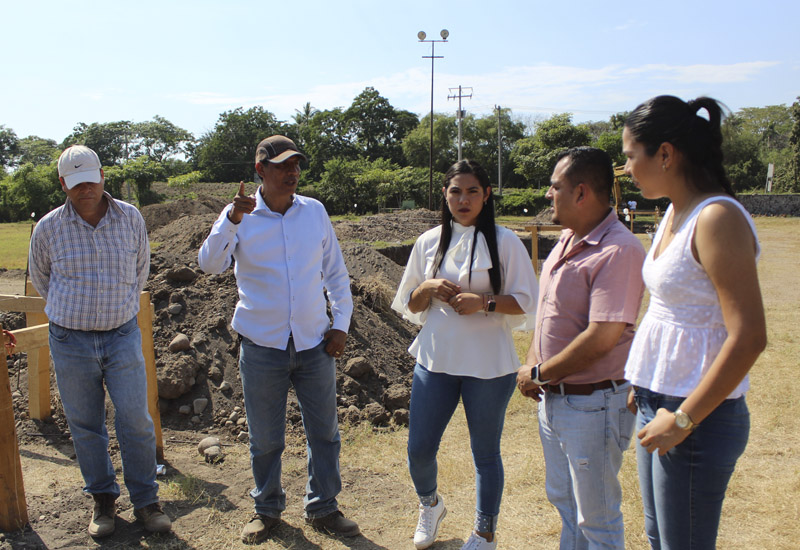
[534, 210, 646, 384]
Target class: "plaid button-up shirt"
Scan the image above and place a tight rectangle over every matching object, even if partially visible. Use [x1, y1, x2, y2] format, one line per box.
[29, 193, 150, 331]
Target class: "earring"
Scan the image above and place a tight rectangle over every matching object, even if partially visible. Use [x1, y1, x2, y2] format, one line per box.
[662, 163, 667, 171]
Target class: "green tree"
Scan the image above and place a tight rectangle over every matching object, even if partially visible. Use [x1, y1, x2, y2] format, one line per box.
[461, 109, 526, 189]
[132, 115, 193, 162]
[195, 107, 286, 182]
[16, 136, 60, 166]
[62, 121, 135, 165]
[104, 156, 165, 205]
[789, 97, 800, 190]
[402, 113, 457, 174]
[594, 131, 625, 166]
[0, 162, 61, 222]
[722, 115, 767, 192]
[510, 113, 591, 187]
[345, 87, 418, 164]
[302, 108, 357, 183]
[0, 125, 19, 170]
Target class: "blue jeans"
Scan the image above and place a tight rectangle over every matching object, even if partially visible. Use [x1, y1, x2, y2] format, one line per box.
[407, 363, 516, 533]
[538, 382, 635, 550]
[239, 336, 341, 519]
[48, 317, 159, 509]
[633, 387, 750, 550]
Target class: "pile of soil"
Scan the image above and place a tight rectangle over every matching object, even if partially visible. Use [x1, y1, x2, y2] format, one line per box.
[140, 202, 449, 437]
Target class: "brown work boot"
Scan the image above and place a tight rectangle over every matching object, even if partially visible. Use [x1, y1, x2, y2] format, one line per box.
[306, 510, 360, 537]
[88, 493, 116, 538]
[241, 514, 280, 543]
[133, 502, 172, 533]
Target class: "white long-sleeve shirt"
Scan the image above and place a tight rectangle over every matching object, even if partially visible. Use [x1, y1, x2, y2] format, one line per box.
[198, 190, 352, 352]
[391, 222, 538, 379]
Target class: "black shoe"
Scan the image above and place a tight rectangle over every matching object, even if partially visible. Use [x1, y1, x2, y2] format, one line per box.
[306, 510, 360, 537]
[241, 514, 280, 543]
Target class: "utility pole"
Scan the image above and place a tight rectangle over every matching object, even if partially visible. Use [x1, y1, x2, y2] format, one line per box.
[448, 86, 472, 161]
[496, 105, 503, 195]
[418, 29, 449, 210]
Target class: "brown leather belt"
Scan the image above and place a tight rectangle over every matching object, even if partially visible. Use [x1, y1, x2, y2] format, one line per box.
[543, 379, 628, 396]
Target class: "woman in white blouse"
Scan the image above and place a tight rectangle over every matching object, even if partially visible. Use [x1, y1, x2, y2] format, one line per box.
[392, 160, 538, 550]
[622, 96, 767, 549]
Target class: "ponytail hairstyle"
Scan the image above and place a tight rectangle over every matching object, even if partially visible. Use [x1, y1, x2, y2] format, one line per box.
[624, 95, 735, 197]
[433, 159, 502, 294]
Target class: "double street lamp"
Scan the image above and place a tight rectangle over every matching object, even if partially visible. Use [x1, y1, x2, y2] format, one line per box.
[418, 29, 448, 210]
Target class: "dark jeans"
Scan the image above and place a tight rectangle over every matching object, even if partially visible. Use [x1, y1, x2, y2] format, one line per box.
[634, 387, 750, 550]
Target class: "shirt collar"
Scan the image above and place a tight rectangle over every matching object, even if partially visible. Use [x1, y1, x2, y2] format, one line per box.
[254, 185, 297, 215]
[557, 208, 617, 260]
[61, 191, 122, 223]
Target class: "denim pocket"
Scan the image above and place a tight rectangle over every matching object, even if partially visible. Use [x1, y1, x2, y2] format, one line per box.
[48, 323, 70, 343]
[564, 393, 606, 413]
[115, 318, 139, 337]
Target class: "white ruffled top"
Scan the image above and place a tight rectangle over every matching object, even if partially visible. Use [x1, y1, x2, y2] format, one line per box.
[391, 222, 538, 379]
[624, 196, 760, 398]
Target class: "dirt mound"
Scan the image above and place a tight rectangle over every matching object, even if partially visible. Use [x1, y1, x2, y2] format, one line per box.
[141, 195, 229, 233]
[141, 208, 439, 437]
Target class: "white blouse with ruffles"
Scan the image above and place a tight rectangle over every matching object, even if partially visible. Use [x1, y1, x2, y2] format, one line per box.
[624, 196, 760, 398]
[391, 222, 538, 379]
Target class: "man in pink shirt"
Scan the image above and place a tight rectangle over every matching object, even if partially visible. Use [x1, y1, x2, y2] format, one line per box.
[517, 147, 645, 549]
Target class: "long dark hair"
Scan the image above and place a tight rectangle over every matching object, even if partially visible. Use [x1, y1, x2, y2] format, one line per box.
[624, 95, 735, 197]
[432, 159, 501, 294]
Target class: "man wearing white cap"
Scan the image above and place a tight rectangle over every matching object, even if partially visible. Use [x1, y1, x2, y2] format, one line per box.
[199, 135, 357, 542]
[28, 145, 170, 538]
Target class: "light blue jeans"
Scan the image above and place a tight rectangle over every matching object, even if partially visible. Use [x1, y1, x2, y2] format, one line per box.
[407, 363, 517, 533]
[239, 336, 341, 519]
[48, 317, 159, 509]
[633, 387, 750, 550]
[538, 382, 635, 550]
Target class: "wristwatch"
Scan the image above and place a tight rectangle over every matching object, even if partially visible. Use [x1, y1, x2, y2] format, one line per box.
[674, 409, 698, 431]
[486, 295, 496, 312]
[530, 363, 550, 385]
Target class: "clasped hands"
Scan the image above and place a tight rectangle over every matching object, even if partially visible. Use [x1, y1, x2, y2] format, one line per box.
[515, 364, 545, 401]
[422, 279, 483, 315]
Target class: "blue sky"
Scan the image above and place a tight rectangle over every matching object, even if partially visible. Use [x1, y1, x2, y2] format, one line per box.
[2, 0, 798, 143]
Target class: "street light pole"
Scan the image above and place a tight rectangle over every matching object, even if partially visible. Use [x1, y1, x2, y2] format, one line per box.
[418, 29, 448, 210]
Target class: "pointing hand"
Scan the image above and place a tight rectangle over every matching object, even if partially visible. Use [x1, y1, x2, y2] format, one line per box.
[228, 181, 256, 224]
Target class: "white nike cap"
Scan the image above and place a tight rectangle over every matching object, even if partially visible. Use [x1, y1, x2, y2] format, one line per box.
[58, 145, 103, 189]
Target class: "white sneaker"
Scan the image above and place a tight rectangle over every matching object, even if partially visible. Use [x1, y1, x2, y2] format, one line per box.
[413, 496, 447, 549]
[460, 532, 497, 550]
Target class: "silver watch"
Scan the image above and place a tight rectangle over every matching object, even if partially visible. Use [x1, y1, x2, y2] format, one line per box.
[674, 409, 697, 431]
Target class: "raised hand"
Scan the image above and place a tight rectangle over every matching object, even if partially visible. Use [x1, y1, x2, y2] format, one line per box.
[227, 181, 256, 224]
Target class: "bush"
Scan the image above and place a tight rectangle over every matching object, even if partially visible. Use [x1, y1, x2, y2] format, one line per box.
[495, 188, 549, 216]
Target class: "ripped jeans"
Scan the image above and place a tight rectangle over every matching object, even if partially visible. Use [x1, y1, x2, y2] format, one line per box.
[538, 382, 635, 550]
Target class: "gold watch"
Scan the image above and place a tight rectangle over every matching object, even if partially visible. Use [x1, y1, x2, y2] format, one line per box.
[674, 409, 697, 431]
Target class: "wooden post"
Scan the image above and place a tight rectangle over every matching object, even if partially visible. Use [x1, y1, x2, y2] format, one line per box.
[525, 225, 564, 277]
[24, 282, 50, 420]
[137, 292, 163, 461]
[0, 322, 29, 531]
[530, 226, 539, 276]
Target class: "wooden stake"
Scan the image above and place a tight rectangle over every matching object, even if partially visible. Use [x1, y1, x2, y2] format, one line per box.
[24, 283, 50, 420]
[138, 292, 163, 461]
[0, 322, 29, 531]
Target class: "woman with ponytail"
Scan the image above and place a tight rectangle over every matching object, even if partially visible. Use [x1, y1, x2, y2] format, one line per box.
[392, 159, 538, 550]
[622, 96, 766, 549]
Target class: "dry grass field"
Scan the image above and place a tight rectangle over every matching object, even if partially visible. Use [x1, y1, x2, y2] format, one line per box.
[4, 217, 799, 549]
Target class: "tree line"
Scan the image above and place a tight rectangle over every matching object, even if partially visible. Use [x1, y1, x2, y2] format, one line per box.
[1, 88, 798, 222]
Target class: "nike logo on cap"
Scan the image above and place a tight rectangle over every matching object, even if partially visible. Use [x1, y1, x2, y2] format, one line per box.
[74, 164, 83, 169]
